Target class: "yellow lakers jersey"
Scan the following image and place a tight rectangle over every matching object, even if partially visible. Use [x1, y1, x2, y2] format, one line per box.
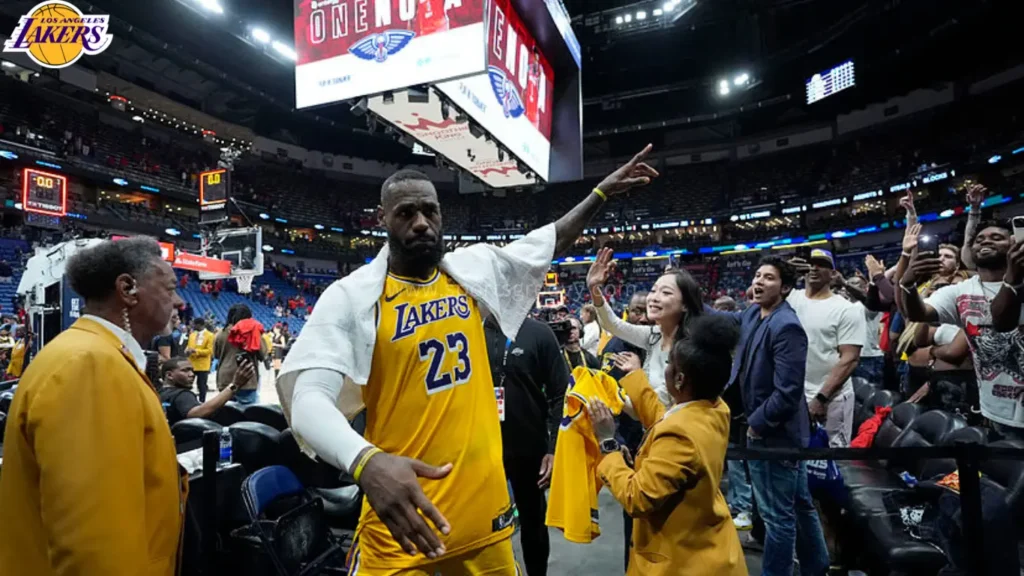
[358, 270, 514, 569]
[545, 366, 626, 543]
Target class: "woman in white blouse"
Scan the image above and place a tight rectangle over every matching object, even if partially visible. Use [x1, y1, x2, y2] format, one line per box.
[587, 247, 707, 406]
[580, 304, 602, 356]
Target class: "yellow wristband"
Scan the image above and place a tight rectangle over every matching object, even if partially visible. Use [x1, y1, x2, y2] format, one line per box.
[592, 187, 607, 201]
[352, 447, 382, 484]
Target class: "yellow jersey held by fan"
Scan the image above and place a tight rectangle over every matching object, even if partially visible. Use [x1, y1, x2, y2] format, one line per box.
[356, 269, 515, 570]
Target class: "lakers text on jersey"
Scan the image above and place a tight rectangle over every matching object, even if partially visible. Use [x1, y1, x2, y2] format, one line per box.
[357, 270, 514, 569]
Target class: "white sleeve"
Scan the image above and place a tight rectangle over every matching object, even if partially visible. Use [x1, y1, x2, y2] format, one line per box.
[924, 284, 961, 326]
[291, 368, 372, 472]
[836, 303, 866, 348]
[933, 324, 961, 346]
[593, 300, 652, 350]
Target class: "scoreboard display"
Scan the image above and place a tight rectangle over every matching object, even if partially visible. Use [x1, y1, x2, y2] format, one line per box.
[199, 168, 229, 206]
[806, 60, 856, 105]
[21, 167, 67, 217]
[199, 168, 229, 225]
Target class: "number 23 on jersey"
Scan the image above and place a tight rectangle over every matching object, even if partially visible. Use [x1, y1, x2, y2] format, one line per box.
[419, 332, 471, 394]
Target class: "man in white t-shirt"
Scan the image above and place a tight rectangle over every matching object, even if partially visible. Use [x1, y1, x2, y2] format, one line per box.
[844, 275, 885, 384]
[902, 221, 1024, 438]
[788, 248, 866, 447]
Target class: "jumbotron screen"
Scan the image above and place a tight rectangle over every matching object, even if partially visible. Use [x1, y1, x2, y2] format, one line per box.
[806, 60, 855, 105]
[293, 0, 487, 108]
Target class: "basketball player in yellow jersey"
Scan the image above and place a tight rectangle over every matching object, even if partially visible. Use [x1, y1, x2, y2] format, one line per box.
[348, 270, 517, 573]
[278, 147, 658, 576]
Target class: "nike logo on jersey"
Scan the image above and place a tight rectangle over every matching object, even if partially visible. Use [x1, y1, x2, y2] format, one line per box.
[392, 295, 471, 341]
[384, 289, 406, 303]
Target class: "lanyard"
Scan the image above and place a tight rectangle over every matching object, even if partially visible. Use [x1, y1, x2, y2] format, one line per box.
[496, 338, 512, 388]
[563, 349, 584, 369]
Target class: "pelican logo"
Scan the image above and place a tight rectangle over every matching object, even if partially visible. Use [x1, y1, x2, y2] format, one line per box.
[487, 65, 524, 119]
[348, 29, 415, 63]
[475, 165, 518, 177]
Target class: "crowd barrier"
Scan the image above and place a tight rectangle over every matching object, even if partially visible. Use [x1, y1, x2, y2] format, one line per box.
[727, 442, 1024, 576]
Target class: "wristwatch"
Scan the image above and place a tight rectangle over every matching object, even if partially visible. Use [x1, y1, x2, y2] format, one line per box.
[599, 438, 620, 454]
[228, 383, 239, 392]
[814, 392, 830, 405]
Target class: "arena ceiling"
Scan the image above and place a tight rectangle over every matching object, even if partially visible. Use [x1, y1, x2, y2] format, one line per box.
[0, 0, 1013, 161]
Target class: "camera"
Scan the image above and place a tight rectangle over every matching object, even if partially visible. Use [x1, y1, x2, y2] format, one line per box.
[548, 319, 571, 347]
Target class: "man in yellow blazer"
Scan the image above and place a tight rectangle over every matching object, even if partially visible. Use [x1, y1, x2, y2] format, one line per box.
[185, 317, 215, 401]
[589, 315, 747, 576]
[0, 237, 187, 576]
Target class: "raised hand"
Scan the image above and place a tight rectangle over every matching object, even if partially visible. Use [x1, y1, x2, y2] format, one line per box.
[902, 223, 922, 255]
[966, 183, 987, 210]
[865, 255, 885, 279]
[596, 144, 660, 197]
[357, 450, 452, 558]
[587, 247, 616, 292]
[788, 257, 811, 274]
[899, 191, 917, 217]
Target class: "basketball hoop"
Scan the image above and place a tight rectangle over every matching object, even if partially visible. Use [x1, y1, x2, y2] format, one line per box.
[236, 274, 255, 295]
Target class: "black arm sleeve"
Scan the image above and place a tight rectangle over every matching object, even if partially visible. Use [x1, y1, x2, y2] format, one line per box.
[536, 322, 570, 454]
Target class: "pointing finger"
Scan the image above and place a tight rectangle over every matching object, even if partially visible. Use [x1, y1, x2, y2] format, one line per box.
[627, 144, 653, 167]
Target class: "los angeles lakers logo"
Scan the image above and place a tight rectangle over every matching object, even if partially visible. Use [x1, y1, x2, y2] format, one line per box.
[3, 1, 113, 69]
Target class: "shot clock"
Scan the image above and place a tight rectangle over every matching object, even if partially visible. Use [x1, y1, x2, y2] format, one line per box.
[21, 167, 67, 217]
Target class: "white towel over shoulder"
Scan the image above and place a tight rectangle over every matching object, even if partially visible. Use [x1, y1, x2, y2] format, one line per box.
[275, 224, 557, 458]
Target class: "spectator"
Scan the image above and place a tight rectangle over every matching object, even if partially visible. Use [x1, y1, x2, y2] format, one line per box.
[594, 315, 747, 575]
[725, 257, 829, 576]
[4, 327, 31, 379]
[0, 237, 185, 574]
[713, 295, 738, 312]
[562, 316, 600, 370]
[580, 304, 601, 356]
[0, 260, 12, 283]
[844, 275, 885, 383]
[159, 356, 251, 426]
[905, 221, 1024, 438]
[213, 303, 267, 405]
[787, 249, 866, 447]
[185, 318, 215, 402]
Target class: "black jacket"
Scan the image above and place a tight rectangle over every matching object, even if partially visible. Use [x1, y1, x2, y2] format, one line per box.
[485, 318, 570, 461]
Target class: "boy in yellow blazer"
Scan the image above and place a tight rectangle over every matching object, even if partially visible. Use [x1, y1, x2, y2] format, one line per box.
[589, 315, 747, 576]
[0, 237, 187, 576]
[185, 317, 215, 401]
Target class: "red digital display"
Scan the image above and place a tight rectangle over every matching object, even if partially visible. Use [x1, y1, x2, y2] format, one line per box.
[21, 167, 67, 217]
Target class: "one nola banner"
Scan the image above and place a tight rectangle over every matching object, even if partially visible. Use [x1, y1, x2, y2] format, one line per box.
[3, 1, 113, 69]
[294, 0, 486, 108]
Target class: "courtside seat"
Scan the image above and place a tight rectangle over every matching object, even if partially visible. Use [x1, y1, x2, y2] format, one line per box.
[312, 484, 362, 531]
[848, 412, 973, 574]
[243, 404, 288, 432]
[211, 401, 246, 427]
[279, 428, 346, 489]
[228, 421, 282, 476]
[841, 402, 923, 491]
[170, 418, 223, 446]
[854, 389, 901, 437]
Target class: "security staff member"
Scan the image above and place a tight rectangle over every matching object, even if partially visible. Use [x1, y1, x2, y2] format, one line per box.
[485, 316, 570, 576]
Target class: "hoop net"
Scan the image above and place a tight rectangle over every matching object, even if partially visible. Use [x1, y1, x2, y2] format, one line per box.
[236, 274, 255, 295]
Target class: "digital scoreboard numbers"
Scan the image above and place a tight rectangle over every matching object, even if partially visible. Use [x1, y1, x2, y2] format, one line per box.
[199, 168, 229, 225]
[806, 60, 855, 105]
[21, 168, 67, 217]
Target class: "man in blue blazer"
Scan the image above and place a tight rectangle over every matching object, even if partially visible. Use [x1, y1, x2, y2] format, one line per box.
[724, 256, 830, 576]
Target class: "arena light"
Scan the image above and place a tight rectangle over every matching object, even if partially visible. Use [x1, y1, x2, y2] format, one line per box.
[733, 72, 750, 86]
[131, 115, 144, 122]
[262, 244, 274, 252]
[251, 27, 271, 44]
[112, 178, 128, 186]
[272, 41, 297, 61]
[615, 15, 623, 24]
[636, 10, 647, 20]
[663, 1, 675, 11]
[988, 154, 1002, 164]
[718, 79, 730, 96]
[623, 14, 632, 23]
[165, 228, 181, 236]
[197, 0, 224, 14]
[0, 150, 18, 160]
[259, 212, 270, 220]
[314, 224, 325, 230]
[653, 8, 663, 16]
